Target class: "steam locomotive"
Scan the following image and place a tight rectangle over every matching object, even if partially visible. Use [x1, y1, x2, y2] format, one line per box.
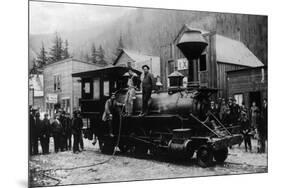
[72, 30, 243, 167]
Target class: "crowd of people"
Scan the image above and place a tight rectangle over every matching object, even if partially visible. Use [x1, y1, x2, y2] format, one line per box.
[207, 97, 268, 153]
[29, 108, 86, 155]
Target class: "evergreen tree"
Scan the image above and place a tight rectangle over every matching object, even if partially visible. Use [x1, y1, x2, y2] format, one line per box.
[91, 43, 97, 63]
[30, 58, 38, 74]
[62, 39, 70, 59]
[49, 33, 63, 63]
[36, 42, 48, 68]
[99, 45, 105, 60]
[114, 34, 124, 57]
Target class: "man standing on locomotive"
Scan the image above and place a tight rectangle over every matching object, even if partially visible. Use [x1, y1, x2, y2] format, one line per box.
[140, 65, 154, 116]
[102, 93, 124, 137]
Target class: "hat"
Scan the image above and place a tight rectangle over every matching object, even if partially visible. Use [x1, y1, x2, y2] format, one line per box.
[142, 65, 150, 70]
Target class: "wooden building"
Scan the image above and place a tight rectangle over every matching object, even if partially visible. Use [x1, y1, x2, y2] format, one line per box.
[29, 74, 44, 111]
[43, 58, 103, 117]
[227, 67, 267, 108]
[160, 24, 264, 98]
[113, 49, 161, 77]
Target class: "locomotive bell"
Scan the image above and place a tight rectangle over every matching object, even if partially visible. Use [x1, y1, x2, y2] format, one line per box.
[177, 30, 208, 59]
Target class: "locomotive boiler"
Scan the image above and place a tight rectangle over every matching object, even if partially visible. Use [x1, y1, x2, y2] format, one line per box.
[72, 29, 243, 167]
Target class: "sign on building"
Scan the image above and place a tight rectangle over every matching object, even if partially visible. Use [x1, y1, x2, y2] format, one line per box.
[46, 93, 58, 104]
[177, 58, 188, 70]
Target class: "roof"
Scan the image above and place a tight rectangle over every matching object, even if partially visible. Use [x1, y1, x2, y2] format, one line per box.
[215, 34, 264, 67]
[174, 24, 264, 68]
[43, 57, 103, 68]
[113, 49, 160, 65]
[168, 71, 184, 78]
[72, 65, 141, 79]
[29, 74, 44, 97]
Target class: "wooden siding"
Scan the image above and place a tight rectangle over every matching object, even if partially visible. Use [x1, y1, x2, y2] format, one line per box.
[216, 63, 245, 98]
[227, 67, 267, 108]
[43, 59, 99, 116]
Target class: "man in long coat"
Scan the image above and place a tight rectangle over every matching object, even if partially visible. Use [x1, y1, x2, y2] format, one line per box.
[32, 112, 41, 155]
[52, 115, 62, 153]
[40, 113, 51, 154]
[72, 111, 83, 153]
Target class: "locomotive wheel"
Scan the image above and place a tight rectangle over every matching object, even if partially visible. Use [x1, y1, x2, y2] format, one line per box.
[99, 137, 115, 155]
[184, 140, 194, 159]
[214, 148, 228, 163]
[196, 145, 213, 167]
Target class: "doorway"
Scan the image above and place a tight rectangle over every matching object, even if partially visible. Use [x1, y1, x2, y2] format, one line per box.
[249, 91, 261, 109]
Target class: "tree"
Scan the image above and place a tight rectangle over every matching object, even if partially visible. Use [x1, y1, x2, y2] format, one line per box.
[30, 58, 38, 74]
[91, 43, 97, 64]
[114, 34, 124, 57]
[49, 33, 63, 63]
[62, 39, 70, 59]
[99, 45, 105, 60]
[36, 42, 48, 68]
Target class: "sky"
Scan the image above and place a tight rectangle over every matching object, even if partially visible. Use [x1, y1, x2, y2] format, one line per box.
[29, 1, 134, 35]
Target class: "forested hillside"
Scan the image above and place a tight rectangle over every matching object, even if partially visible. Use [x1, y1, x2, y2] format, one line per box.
[29, 8, 267, 70]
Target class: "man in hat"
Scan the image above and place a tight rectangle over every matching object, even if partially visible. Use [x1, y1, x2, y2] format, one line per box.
[29, 107, 35, 155]
[60, 111, 68, 151]
[65, 113, 72, 151]
[240, 110, 252, 152]
[102, 93, 124, 137]
[52, 114, 62, 153]
[31, 110, 41, 155]
[40, 113, 51, 154]
[72, 110, 83, 153]
[140, 65, 154, 116]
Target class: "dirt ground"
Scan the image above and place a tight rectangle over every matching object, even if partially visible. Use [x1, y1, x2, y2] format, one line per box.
[29, 137, 267, 187]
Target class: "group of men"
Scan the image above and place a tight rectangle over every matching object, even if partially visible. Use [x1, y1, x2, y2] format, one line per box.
[29, 108, 85, 155]
[208, 97, 268, 153]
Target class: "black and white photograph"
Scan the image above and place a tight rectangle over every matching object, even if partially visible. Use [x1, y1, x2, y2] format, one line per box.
[28, 0, 268, 187]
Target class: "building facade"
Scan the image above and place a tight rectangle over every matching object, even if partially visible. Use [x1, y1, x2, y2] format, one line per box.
[43, 58, 101, 117]
[160, 25, 264, 98]
[227, 67, 267, 109]
[29, 74, 44, 111]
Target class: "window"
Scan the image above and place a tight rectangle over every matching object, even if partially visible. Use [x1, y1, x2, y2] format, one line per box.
[234, 93, 244, 106]
[103, 81, 110, 97]
[54, 75, 61, 91]
[84, 82, 90, 93]
[93, 78, 100, 100]
[61, 98, 70, 113]
[199, 55, 207, 71]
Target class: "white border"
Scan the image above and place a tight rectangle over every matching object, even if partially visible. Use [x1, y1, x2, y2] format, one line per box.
[0, 0, 280, 188]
